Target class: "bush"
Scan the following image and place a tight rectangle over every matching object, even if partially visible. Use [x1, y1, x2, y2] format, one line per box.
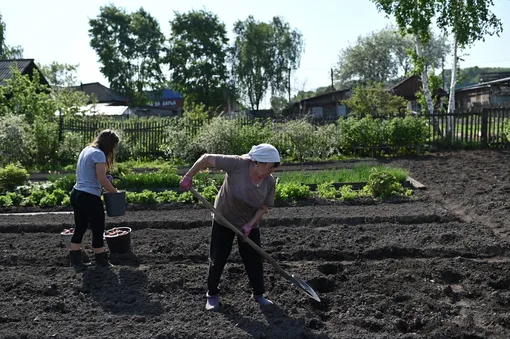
[6, 192, 22, 205]
[364, 168, 404, 198]
[276, 119, 315, 161]
[0, 115, 34, 168]
[58, 132, 84, 166]
[52, 175, 76, 192]
[387, 116, 428, 152]
[0, 163, 29, 191]
[33, 116, 59, 167]
[160, 119, 203, 163]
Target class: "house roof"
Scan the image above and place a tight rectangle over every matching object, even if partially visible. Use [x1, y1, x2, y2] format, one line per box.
[390, 75, 447, 98]
[0, 59, 48, 86]
[455, 76, 510, 93]
[72, 82, 127, 104]
[299, 88, 351, 103]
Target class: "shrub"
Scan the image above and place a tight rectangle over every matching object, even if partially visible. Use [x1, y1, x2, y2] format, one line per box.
[20, 189, 47, 207]
[53, 175, 76, 192]
[58, 132, 83, 166]
[387, 116, 428, 152]
[160, 119, 203, 163]
[0, 115, 34, 168]
[6, 192, 22, 205]
[33, 117, 59, 167]
[364, 168, 404, 198]
[0, 163, 29, 191]
[276, 119, 315, 161]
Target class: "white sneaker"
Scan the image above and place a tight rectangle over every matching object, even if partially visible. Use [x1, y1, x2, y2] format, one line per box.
[205, 293, 219, 311]
[252, 294, 274, 306]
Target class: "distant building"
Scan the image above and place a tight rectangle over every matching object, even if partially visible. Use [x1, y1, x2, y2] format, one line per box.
[291, 88, 352, 120]
[0, 59, 49, 86]
[455, 76, 510, 110]
[72, 82, 128, 105]
[389, 75, 447, 113]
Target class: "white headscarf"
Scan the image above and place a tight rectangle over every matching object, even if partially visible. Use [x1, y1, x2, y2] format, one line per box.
[244, 143, 280, 163]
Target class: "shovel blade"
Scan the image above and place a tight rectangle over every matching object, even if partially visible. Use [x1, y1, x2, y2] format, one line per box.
[289, 274, 321, 302]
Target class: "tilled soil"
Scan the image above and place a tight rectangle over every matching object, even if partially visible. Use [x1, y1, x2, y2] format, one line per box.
[1, 150, 510, 338]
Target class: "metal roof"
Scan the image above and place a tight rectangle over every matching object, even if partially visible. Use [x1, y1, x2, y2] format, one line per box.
[0, 59, 36, 85]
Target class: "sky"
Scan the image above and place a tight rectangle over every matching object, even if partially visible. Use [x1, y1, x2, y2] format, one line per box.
[2, 0, 510, 107]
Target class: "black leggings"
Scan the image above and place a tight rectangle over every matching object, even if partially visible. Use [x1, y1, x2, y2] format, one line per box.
[70, 188, 105, 249]
[207, 220, 265, 296]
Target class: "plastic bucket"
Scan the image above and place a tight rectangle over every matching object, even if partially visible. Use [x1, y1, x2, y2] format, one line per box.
[105, 227, 132, 254]
[104, 191, 126, 217]
[60, 229, 91, 263]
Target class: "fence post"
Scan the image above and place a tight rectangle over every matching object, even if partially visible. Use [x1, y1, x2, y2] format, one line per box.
[481, 109, 489, 148]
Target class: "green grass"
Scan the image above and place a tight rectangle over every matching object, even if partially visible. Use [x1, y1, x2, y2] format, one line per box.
[274, 165, 408, 184]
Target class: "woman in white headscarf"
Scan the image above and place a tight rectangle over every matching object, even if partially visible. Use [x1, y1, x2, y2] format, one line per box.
[179, 144, 280, 311]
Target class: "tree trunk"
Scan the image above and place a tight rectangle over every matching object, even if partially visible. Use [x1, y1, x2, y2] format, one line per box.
[446, 36, 458, 140]
[414, 34, 435, 116]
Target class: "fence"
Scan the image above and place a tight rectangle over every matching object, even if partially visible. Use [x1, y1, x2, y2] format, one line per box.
[59, 107, 510, 159]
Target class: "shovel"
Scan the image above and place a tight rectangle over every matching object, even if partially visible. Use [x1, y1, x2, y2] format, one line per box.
[189, 187, 320, 302]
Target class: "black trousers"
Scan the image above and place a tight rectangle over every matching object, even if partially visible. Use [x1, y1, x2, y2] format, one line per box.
[70, 188, 105, 249]
[207, 220, 265, 296]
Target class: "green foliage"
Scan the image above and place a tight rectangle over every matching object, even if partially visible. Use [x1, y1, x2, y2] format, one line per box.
[61, 195, 71, 206]
[88, 5, 166, 105]
[337, 116, 387, 153]
[118, 172, 180, 190]
[232, 16, 303, 110]
[168, 10, 229, 109]
[415, 72, 444, 113]
[339, 185, 358, 201]
[58, 132, 84, 165]
[273, 119, 315, 161]
[6, 192, 22, 205]
[0, 115, 34, 167]
[275, 183, 310, 201]
[200, 184, 219, 203]
[364, 168, 405, 198]
[39, 193, 58, 208]
[177, 191, 194, 203]
[0, 163, 29, 191]
[156, 190, 179, 203]
[52, 189, 67, 205]
[0, 13, 23, 59]
[33, 116, 60, 167]
[342, 82, 409, 118]
[387, 116, 428, 151]
[52, 175, 76, 192]
[0, 67, 55, 124]
[444, 66, 510, 88]
[131, 189, 158, 204]
[0, 194, 13, 207]
[317, 182, 338, 200]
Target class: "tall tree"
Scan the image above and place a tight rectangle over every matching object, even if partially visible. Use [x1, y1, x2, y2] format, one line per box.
[39, 62, 91, 116]
[167, 10, 229, 109]
[0, 13, 23, 59]
[231, 16, 304, 110]
[335, 27, 449, 88]
[435, 0, 502, 114]
[89, 5, 166, 105]
[371, 0, 438, 116]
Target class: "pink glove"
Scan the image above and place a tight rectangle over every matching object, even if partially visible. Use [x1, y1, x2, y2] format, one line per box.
[241, 224, 253, 239]
[180, 175, 193, 191]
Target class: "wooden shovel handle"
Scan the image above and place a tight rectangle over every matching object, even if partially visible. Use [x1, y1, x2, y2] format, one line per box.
[189, 187, 292, 280]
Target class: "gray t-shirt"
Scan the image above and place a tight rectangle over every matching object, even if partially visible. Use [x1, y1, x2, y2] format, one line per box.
[213, 155, 276, 229]
[73, 146, 107, 197]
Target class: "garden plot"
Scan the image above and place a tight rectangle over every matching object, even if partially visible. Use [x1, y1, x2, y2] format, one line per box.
[2, 200, 510, 338]
[3, 150, 510, 338]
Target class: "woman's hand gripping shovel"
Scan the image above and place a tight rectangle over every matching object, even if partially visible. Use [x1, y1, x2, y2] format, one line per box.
[189, 187, 320, 302]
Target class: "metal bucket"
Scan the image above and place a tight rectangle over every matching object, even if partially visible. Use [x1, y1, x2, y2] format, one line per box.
[104, 191, 126, 217]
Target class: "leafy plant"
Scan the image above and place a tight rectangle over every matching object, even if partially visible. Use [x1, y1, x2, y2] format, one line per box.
[200, 184, 219, 203]
[339, 185, 358, 201]
[364, 168, 405, 199]
[317, 182, 338, 200]
[177, 191, 194, 203]
[0, 195, 13, 207]
[276, 183, 310, 201]
[156, 190, 179, 203]
[0, 115, 34, 168]
[39, 193, 58, 208]
[0, 163, 29, 191]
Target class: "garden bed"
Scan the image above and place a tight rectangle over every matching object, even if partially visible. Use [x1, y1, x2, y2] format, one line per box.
[2, 150, 510, 338]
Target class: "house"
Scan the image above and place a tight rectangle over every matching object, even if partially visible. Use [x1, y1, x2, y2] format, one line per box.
[0, 59, 49, 86]
[291, 88, 352, 120]
[389, 75, 447, 113]
[455, 76, 510, 110]
[72, 82, 127, 105]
